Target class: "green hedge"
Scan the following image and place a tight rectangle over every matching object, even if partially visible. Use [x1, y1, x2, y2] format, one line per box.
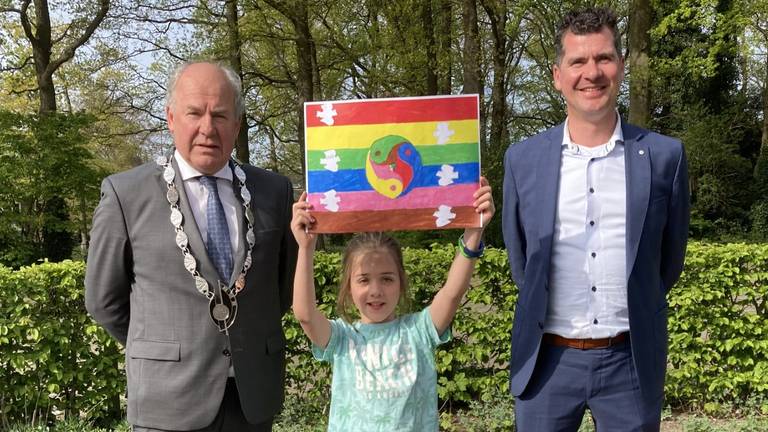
[1, 242, 767, 424]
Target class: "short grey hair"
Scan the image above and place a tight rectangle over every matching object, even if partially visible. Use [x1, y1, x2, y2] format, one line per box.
[165, 61, 245, 117]
[554, 7, 621, 66]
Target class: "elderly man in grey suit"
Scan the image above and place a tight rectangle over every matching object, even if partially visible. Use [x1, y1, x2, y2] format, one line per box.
[502, 7, 689, 432]
[86, 61, 297, 431]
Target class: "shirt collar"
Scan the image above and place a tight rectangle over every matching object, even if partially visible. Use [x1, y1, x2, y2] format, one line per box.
[173, 151, 233, 182]
[562, 110, 624, 156]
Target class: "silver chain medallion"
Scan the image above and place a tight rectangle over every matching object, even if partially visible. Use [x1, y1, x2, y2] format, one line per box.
[210, 280, 238, 333]
[159, 153, 255, 332]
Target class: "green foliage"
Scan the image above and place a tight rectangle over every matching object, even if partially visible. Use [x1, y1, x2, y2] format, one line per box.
[749, 201, 768, 240]
[0, 261, 124, 428]
[0, 111, 105, 267]
[666, 243, 768, 408]
[2, 242, 768, 425]
[6, 418, 130, 432]
[442, 390, 516, 431]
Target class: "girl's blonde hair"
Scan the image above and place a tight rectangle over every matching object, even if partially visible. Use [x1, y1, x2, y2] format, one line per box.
[337, 232, 410, 322]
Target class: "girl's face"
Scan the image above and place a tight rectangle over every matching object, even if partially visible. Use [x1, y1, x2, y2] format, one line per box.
[349, 249, 402, 324]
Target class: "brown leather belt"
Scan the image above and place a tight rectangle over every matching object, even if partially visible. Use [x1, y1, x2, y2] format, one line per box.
[543, 332, 628, 350]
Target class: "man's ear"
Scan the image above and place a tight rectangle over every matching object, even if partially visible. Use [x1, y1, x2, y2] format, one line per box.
[619, 56, 626, 81]
[233, 115, 242, 136]
[552, 64, 562, 92]
[166, 105, 175, 133]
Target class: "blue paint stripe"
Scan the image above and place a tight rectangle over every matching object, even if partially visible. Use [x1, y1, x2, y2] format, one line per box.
[307, 162, 479, 193]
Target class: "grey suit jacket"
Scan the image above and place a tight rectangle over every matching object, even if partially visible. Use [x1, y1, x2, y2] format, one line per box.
[502, 121, 690, 407]
[85, 158, 297, 430]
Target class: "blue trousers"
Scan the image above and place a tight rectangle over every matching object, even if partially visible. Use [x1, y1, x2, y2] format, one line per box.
[515, 339, 662, 432]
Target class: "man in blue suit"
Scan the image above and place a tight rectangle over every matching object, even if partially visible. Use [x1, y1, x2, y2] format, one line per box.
[502, 7, 689, 431]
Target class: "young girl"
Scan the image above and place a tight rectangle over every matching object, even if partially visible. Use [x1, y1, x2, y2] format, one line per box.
[290, 178, 494, 432]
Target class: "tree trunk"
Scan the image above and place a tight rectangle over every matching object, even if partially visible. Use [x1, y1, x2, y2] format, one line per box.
[461, 0, 482, 95]
[292, 0, 315, 176]
[461, 0, 484, 147]
[435, 0, 452, 94]
[628, 0, 652, 127]
[421, 0, 438, 95]
[263, 0, 316, 175]
[225, 0, 250, 163]
[31, 0, 55, 113]
[482, 0, 508, 154]
[19, 0, 109, 114]
[755, 47, 768, 190]
[267, 127, 280, 174]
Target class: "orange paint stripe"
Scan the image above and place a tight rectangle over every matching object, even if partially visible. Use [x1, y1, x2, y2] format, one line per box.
[309, 207, 481, 233]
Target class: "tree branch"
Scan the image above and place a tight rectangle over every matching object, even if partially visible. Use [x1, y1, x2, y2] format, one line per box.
[0, 56, 34, 72]
[46, 0, 110, 77]
[18, 0, 37, 46]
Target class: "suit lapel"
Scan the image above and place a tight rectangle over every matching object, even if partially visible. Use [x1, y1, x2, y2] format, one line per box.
[170, 158, 221, 286]
[535, 125, 563, 259]
[623, 123, 650, 280]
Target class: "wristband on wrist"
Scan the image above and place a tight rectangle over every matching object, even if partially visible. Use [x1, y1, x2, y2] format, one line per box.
[458, 234, 485, 259]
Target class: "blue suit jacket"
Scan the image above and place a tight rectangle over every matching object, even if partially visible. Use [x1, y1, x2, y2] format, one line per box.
[502, 121, 690, 406]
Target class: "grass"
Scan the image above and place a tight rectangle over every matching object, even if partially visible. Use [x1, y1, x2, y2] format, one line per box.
[8, 395, 767, 432]
[8, 415, 768, 432]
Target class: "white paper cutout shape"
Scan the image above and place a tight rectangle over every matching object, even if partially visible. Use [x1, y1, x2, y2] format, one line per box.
[436, 164, 459, 186]
[317, 102, 338, 126]
[320, 189, 341, 212]
[433, 122, 455, 144]
[433, 204, 456, 227]
[320, 149, 341, 172]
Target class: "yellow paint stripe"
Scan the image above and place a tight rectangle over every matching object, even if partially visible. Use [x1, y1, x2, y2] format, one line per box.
[306, 120, 479, 150]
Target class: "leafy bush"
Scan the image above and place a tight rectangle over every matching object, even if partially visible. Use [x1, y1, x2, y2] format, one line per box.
[0, 261, 123, 428]
[1, 242, 767, 426]
[666, 243, 768, 408]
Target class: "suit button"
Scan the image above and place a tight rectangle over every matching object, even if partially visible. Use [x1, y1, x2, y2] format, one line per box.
[222, 348, 231, 357]
[537, 322, 544, 330]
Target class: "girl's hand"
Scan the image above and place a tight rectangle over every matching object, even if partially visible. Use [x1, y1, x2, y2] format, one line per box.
[291, 192, 318, 250]
[471, 176, 494, 231]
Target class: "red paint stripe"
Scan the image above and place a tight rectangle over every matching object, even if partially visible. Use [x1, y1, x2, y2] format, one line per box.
[307, 184, 478, 212]
[309, 207, 481, 233]
[305, 95, 479, 128]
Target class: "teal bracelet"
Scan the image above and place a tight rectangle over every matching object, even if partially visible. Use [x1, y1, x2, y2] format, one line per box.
[458, 234, 485, 259]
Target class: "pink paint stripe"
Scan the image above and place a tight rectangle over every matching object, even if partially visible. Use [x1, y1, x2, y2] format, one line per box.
[307, 183, 478, 212]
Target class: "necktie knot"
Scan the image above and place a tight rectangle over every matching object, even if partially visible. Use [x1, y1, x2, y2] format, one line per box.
[200, 175, 233, 282]
[199, 175, 218, 193]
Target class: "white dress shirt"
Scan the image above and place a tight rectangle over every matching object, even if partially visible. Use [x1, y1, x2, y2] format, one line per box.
[174, 152, 241, 257]
[544, 114, 629, 339]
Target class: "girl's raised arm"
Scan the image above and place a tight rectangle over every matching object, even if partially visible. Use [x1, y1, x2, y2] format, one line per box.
[291, 193, 332, 348]
[429, 177, 494, 335]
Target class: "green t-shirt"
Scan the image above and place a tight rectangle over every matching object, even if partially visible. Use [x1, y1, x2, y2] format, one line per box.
[312, 307, 451, 432]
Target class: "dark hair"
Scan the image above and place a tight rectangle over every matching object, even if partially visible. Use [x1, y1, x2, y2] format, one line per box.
[337, 232, 410, 323]
[554, 7, 621, 65]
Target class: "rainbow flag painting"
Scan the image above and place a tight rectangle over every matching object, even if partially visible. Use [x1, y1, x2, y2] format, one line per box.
[303, 94, 481, 233]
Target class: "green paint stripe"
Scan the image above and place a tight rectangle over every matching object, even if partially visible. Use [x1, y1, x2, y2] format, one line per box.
[306, 142, 479, 171]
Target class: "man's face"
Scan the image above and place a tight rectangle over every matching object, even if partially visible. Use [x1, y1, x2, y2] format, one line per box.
[166, 63, 240, 175]
[553, 27, 624, 125]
